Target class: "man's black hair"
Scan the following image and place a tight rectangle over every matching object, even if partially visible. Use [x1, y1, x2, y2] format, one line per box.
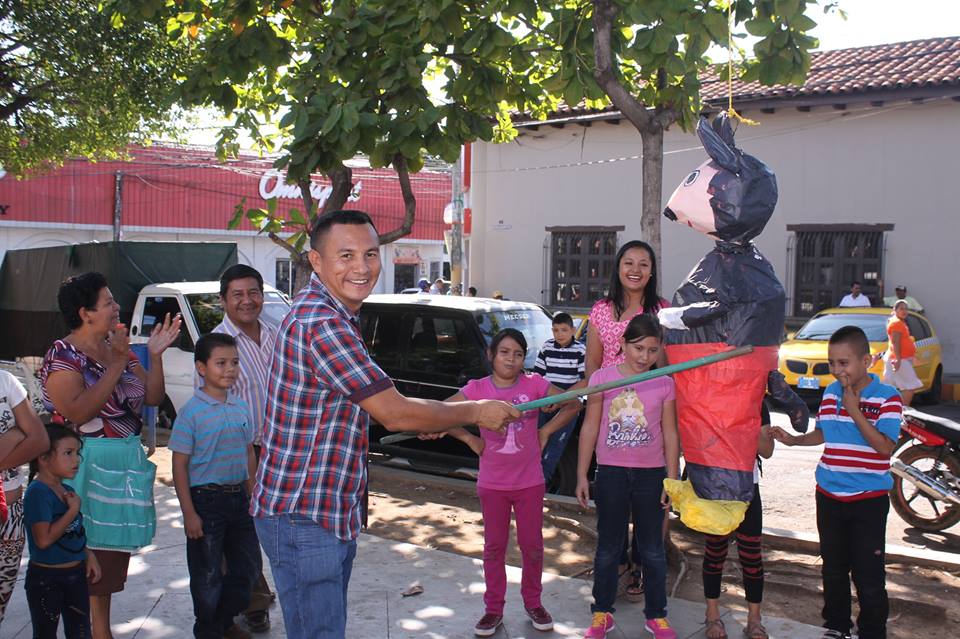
[552, 312, 574, 328]
[220, 264, 264, 297]
[851, 280, 861, 287]
[195, 332, 237, 363]
[310, 209, 378, 250]
[828, 325, 870, 357]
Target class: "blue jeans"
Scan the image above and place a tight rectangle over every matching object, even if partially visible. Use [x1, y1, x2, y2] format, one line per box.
[186, 485, 262, 639]
[25, 563, 90, 639]
[591, 465, 668, 619]
[539, 409, 582, 483]
[255, 514, 357, 639]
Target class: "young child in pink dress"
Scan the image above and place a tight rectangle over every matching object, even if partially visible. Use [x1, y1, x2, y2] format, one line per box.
[441, 328, 580, 637]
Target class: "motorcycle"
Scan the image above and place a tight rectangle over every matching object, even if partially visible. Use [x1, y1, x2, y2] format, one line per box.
[889, 407, 960, 531]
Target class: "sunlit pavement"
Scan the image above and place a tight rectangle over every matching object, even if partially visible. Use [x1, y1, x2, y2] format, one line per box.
[1, 484, 825, 638]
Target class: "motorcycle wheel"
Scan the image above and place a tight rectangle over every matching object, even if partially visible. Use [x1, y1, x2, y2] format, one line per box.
[890, 445, 960, 531]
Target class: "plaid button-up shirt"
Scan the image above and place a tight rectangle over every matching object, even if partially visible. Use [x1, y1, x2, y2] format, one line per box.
[251, 274, 393, 540]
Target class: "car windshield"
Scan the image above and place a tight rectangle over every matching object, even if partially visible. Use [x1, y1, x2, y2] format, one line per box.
[186, 291, 290, 334]
[475, 308, 555, 370]
[794, 313, 889, 342]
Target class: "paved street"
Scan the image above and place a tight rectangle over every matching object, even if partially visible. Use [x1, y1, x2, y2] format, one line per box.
[764, 411, 960, 557]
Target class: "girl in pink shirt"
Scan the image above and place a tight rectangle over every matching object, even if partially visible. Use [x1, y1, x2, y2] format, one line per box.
[443, 328, 579, 637]
[575, 315, 680, 639]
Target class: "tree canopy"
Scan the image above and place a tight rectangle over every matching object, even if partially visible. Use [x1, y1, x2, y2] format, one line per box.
[505, 0, 827, 257]
[108, 0, 827, 276]
[0, 0, 192, 175]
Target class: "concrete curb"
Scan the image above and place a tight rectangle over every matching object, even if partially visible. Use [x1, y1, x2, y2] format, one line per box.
[370, 463, 960, 570]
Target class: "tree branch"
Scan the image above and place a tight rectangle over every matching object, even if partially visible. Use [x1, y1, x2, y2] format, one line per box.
[591, 0, 657, 133]
[0, 90, 39, 120]
[322, 162, 354, 214]
[267, 231, 304, 260]
[377, 154, 416, 244]
[298, 178, 314, 220]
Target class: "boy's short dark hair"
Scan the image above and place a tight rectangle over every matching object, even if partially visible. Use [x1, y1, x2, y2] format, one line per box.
[220, 264, 264, 297]
[195, 333, 237, 363]
[310, 209, 377, 250]
[828, 325, 870, 357]
[851, 280, 861, 287]
[551, 312, 574, 328]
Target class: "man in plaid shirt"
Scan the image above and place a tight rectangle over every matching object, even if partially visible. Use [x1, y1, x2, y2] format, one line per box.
[252, 210, 518, 639]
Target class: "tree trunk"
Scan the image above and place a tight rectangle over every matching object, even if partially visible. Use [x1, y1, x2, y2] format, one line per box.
[640, 125, 664, 259]
[591, 0, 674, 258]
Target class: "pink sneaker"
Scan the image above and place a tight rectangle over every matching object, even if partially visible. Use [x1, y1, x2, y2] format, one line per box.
[584, 611, 615, 638]
[645, 617, 677, 639]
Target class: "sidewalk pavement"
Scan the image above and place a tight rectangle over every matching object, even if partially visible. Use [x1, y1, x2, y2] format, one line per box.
[1, 485, 826, 639]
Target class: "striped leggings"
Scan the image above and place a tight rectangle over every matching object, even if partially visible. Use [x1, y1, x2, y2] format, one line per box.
[702, 486, 764, 603]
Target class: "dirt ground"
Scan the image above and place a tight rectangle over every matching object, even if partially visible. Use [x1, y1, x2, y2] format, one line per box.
[151, 443, 960, 638]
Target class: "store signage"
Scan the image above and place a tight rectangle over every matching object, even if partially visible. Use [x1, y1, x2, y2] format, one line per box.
[393, 246, 421, 265]
[259, 170, 362, 204]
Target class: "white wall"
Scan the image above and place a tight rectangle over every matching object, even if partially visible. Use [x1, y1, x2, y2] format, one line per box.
[470, 98, 960, 372]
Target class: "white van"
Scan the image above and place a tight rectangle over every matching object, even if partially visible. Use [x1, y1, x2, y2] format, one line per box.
[130, 281, 290, 422]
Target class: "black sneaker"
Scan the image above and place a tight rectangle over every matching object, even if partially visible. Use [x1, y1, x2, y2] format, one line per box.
[821, 630, 853, 639]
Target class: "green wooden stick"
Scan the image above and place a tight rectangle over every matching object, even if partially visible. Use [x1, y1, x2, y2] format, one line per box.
[379, 345, 755, 446]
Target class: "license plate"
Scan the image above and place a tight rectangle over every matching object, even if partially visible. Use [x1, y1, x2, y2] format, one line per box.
[798, 376, 820, 389]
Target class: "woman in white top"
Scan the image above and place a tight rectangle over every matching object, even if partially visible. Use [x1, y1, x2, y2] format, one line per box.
[0, 369, 49, 626]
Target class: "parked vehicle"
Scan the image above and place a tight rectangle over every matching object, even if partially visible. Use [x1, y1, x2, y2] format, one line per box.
[889, 406, 960, 531]
[130, 281, 289, 421]
[359, 294, 583, 494]
[0, 241, 290, 425]
[778, 307, 943, 404]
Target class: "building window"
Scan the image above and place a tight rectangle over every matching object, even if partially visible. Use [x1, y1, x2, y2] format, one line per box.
[790, 225, 892, 317]
[547, 227, 622, 308]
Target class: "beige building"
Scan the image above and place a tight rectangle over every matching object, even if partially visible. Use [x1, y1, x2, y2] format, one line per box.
[467, 37, 960, 374]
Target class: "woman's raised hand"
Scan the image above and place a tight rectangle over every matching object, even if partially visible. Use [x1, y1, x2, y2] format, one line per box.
[106, 323, 130, 367]
[148, 312, 183, 357]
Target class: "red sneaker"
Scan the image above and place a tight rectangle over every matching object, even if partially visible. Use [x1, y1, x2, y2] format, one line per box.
[585, 612, 616, 638]
[526, 606, 554, 631]
[474, 612, 503, 637]
[645, 617, 678, 639]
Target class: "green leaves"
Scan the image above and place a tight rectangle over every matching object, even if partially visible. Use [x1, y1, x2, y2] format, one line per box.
[1, 0, 195, 176]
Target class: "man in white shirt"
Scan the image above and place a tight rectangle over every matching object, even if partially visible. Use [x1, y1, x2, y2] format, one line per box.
[214, 264, 279, 633]
[839, 281, 871, 307]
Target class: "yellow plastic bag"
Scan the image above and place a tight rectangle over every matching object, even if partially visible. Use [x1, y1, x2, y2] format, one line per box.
[663, 479, 748, 536]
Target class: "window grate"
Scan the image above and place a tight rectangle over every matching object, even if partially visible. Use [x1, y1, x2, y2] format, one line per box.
[793, 229, 885, 317]
[549, 230, 617, 308]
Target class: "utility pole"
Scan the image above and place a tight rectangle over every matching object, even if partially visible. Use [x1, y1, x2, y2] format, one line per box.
[449, 152, 464, 291]
[112, 171, 124, 241]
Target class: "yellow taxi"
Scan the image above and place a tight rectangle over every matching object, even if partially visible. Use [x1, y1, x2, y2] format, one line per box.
[779, 307, 943, 402]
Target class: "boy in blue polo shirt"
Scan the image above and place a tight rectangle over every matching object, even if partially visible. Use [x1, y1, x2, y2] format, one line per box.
[171, 333, 261, 639]
[772, 325, 900, 639]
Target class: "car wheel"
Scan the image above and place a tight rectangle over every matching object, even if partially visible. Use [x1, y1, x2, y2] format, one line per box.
[920, 365, 943, 405]
[546, 443, 579, 497]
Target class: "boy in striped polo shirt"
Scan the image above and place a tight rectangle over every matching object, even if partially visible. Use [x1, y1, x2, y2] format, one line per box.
[533, 312, 586, 482]
[171, 333, 261, 639]
[772, 325, 900, 639]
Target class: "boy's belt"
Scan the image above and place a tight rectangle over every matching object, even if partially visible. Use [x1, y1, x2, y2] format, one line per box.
[193, 483, 245, 493]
